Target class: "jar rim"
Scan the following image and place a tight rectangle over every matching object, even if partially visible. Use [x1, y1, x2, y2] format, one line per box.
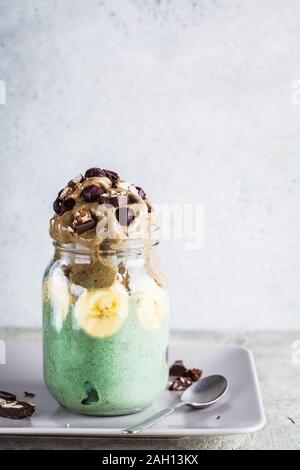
[53, 238, 159, 256]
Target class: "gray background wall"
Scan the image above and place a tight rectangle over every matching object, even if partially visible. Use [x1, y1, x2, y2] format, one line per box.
[0, 0, 299, 330]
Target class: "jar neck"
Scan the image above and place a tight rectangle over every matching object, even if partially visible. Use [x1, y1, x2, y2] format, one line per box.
[53, 240, 158, 262]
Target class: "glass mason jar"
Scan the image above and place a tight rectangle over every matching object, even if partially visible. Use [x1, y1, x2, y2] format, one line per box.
[43, 240, 169, 416]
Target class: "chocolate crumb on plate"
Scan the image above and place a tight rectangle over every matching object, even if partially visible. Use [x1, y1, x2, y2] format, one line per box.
[184, 368, 203, 382]
[169, 360, 203, 391]
[0, 399, 36, 420]
[0, 391, 17, 402]
[24, 391, 35, 398]
[169, 377, 193, 392]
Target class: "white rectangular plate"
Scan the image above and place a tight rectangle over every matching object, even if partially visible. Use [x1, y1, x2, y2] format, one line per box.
[0, 341, 265, 437]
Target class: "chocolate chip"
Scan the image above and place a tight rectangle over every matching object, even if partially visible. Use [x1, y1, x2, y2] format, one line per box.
[116, 207, 135, 226]
[0, 399, 36, 420]
[136, 186, 146, 199]
[0, 391, 17, 402]
[85, 167, 106, 178]
[82, 184, 105, 202]
[73, 208, 97, 234]
[169, 377, 193, 392]
[24, 391, 35, 398]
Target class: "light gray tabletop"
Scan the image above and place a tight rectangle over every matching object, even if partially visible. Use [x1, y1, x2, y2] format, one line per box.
[0, 330, 299, 450]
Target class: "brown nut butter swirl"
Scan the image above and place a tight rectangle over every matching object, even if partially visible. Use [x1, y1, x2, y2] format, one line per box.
[50, 169, 158, 289]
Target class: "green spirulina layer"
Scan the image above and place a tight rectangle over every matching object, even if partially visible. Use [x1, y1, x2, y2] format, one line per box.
[43, 300, 169, 416]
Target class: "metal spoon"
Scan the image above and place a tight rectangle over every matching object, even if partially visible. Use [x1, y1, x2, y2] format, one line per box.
[122, 375, 228, 434]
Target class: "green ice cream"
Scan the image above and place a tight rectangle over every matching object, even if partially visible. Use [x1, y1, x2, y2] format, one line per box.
[43, 295, 169, 415]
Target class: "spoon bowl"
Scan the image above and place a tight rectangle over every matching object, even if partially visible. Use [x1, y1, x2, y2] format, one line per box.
[182, 375, 228, 408]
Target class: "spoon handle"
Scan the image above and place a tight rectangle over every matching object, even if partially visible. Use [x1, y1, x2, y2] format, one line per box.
[122, 407, 177, 434]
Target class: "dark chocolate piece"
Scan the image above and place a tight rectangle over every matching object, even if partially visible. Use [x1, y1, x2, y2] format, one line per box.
[169, 361, 202, 382]
[24, 391, 35, 398]
[169, 360, 187, 377]
[0, 391, 17, 402]
[0, 399, 36, 420]
[73, 208, 97, 234]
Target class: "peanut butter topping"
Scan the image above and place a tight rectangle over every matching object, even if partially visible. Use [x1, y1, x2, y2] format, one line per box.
[50, 168, 157, 250]
[50, 168, 157, 290]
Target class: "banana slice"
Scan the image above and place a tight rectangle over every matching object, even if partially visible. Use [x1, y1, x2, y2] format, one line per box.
[74, 283, 129, 338]
[44, 271, 70, 331]
[136, 286, 169, 330]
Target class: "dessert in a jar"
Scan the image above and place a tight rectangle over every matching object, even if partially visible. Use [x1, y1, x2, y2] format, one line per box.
[43, 167, 169, 415]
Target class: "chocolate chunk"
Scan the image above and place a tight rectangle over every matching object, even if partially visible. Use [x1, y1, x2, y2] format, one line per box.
[24, 391, 35, 398]
[184, 368, 203, 382]
[0, 391, 17, 402]
[85, 167, 106, 178]
[136, 186, 146, 199]
[103, 169, 120, 186]
[169, 377, 193, 392]
[0, 399, 36, 420]
[73, 208, 97, 234]
[116, 207, 135, 226]
[169, 360, 187, 377]
[169, 361, 202, 387]
[82, 184, 105, 202]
